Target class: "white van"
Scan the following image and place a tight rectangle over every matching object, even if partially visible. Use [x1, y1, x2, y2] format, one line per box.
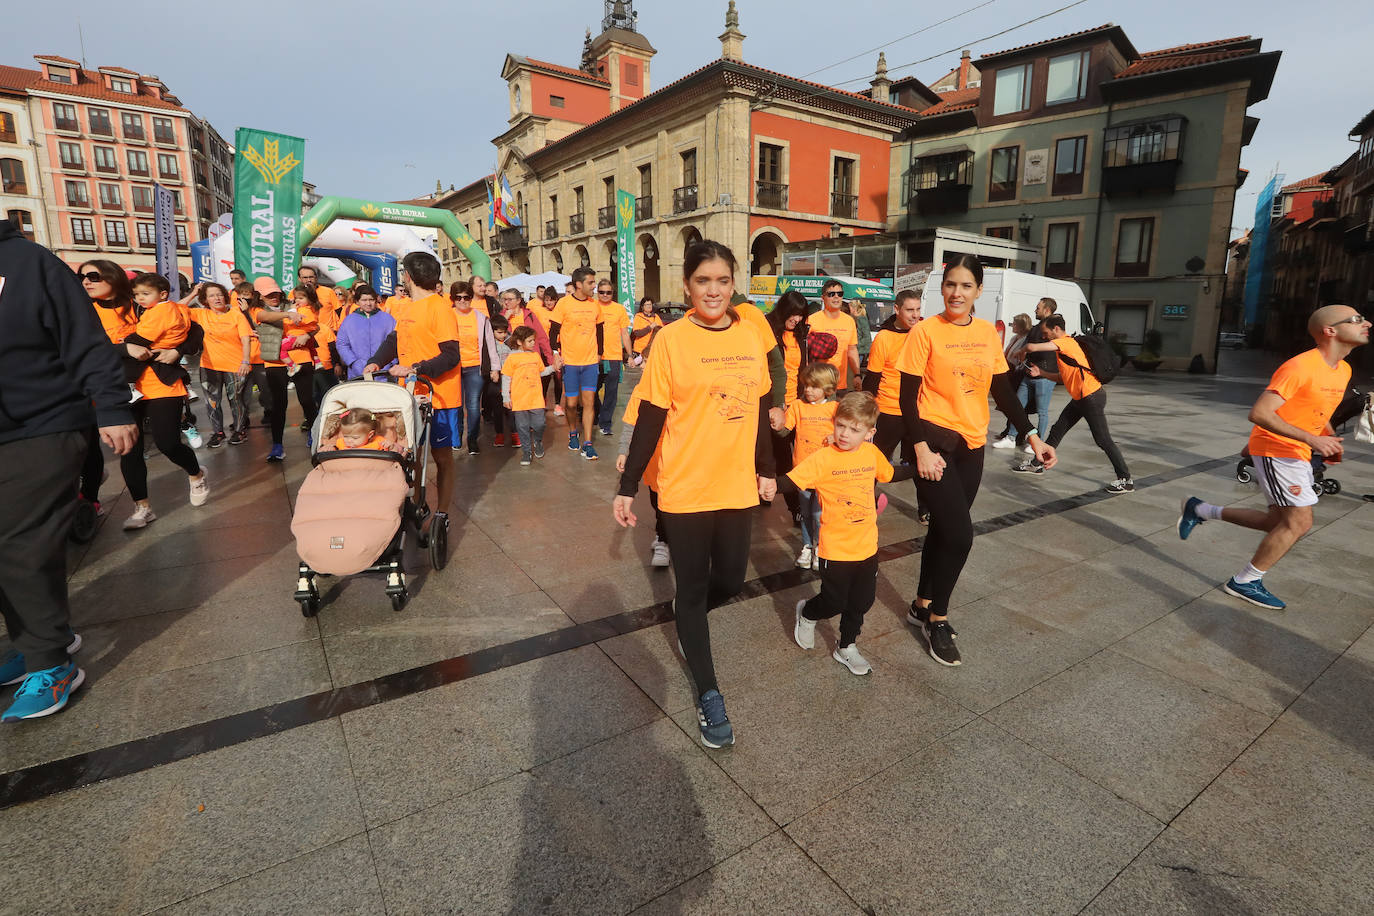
[920, 268, 1095, 344]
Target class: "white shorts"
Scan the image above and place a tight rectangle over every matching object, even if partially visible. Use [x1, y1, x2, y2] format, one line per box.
[1252, 455, 1318, 508]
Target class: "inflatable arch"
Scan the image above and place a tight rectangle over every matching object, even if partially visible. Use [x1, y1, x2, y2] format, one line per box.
[300, 195, 490, 278]
[303, 248, 400, 296]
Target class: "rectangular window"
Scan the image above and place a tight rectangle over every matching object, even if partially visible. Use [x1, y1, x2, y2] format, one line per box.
[603, 176, 615, 208]
[1115, 218, 1154, 277]
[988, 146, 1019, 201]
[157, 153, 180, 179]
[99, 183, 122, 208]
[1046, 223, 1078, 278]
[758, 143, 783, 184]
[549, 95, 565, 108]
[88, 107, 113, 136]
[71, 217, 96, 245]
[171, 189, 183, 213]
[993, 64, 1031, 116]
[681, 149, 697, 186]
[136, 221, 156, 247]
[1103, 118, 1185, 168]
[111, 77, 133, 93]
[624, 61, 640, 87]
[912, 152, 973, 190]
[7, 209, 36, 240]
[46, 66, 73, 84]
[175, 225, 188, 248]
[58, 141, 83, 169]
[53, 102, 79, 132]
[638, 164, 652, 198]
[832, 157, 855, 195]
[93, 145, 118, 173]
[104, 220, 127, 245]
[153, 117, 175, 144]
[1046, 51, 1090, 105]
[574, 186, 584, 213]
[65, 180, 89, 206]
[0, 158, 26, 193]
[132, 185, 154, 211]
[1052, 136, 1087, 195]
[127, 149, 149, 176]
[985, 226, 1014, 239]
[0, 112, 15, 144]
[121, 112, 145, 141]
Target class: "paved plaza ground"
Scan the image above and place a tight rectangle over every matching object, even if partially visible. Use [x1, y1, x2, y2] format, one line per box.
[2, 352, 1372, 915]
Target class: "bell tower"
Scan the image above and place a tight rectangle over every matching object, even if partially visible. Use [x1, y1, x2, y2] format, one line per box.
[589, 0, 656, 111]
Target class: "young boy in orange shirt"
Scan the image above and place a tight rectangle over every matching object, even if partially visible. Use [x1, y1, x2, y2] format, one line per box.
[780, 362, 839, 570]
[501, 325, 560, 465]
[781, 391, 914, 675]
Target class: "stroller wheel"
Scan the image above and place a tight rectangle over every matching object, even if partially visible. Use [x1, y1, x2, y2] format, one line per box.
[390, 591, 407, 612]
[1235, 458, 1254, 484]
[429, 514, 449, 571]
[299, 596, 321, 618]
[69, 499, 98, 544]
[1322, 478, 1341, 495]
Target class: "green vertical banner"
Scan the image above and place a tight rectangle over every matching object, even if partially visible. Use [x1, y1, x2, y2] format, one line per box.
[233, 128, 305, 291]
[615, 188, 637, 318]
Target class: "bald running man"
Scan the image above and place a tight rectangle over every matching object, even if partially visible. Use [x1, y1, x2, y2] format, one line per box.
[1178, 305, 1370, 609]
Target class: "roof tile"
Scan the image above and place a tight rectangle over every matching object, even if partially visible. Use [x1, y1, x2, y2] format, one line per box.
[1140, 36, 1252, 57]
[1281, 173, 1332, 192]
[34, 54, 81, 65]
[521, 57, 610, 85]
[1115, 48, 1254, 79]
[2, 62, 188, 111]
[921, 86, 979, 116]
[983, 24, 1116, 60]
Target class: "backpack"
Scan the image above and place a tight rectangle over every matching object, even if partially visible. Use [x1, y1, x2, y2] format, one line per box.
[807, 331, 838, 363]
[1059, 333, 1118, 384]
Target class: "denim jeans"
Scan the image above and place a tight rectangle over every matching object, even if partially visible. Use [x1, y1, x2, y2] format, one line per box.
[1011, 376, 1054, 443]
[799, 488, 822, 549]
[596, 360, 622, 430]
[460, 366, 484, 447]
[512, 408, 546, 460]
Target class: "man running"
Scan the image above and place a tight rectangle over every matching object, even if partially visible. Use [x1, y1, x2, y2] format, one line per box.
[1179, 304, 1370, 609]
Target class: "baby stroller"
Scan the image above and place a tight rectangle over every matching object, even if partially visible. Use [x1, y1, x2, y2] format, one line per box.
[290, 376, 449, 617]
[1234, 385, 1365, 497]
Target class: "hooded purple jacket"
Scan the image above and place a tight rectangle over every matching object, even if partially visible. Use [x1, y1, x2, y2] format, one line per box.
[336, 308, 397, 379]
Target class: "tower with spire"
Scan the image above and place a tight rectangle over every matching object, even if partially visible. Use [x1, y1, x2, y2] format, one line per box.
[719, 1, 745, 62]
[586, 0, 656, 111]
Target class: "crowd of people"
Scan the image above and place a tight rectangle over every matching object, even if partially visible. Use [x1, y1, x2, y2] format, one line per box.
[0, 220, 1368, 745]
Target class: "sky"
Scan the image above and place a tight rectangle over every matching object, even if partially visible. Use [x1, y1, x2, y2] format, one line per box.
[5, 0, 1371, 236]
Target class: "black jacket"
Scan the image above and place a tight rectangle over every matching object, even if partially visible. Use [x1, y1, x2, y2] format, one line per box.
[0, 220, 133, 444]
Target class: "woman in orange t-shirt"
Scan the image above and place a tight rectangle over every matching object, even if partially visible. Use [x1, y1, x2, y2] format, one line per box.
[613, 240, 775, 750]
[895, 254, 1055, 667]
[250, 278, 318, 461]
[189, 282, 252, 447]
[764, 290, 809, 523]
[233, 281, 272, 430]
[77, 259, 139, 514]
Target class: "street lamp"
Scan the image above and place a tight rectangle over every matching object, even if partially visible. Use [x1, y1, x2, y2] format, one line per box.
[1018, 212, 1033, 243]
[830, 222, 841, 238]
[645, 241, 657, 259]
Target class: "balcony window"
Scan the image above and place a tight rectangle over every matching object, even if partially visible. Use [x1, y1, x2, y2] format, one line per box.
[0, 158, 26, 194]
[988, 146, 1019, 202]
[1046, 51, 1089, 105]
[0, 112, 15, 144]
[756, 180, 787, 209]
[1046, 223, 1078, 277]
[673, 184, 698, 214]
[93, 145, 118, 174]
[681, 149, 697, 187]
[157, 153, 180, 180]
[635, 195, 653, 220]
[127, 149, 149, 177]
[58, 142, 84, 169]
[53, 103, 78, 132]
[88, 108, 113, 136]
[121, 113, 145, 141]
[136, 221, 156, 248]
[132, 186, 154, 212]
[1052, 136, 1087, 195]
[568, 212, 585, 234]
[104, 220, 128, 246]
[65, 180, 90, 207]
[99, 183, 122, 209]
[1103, 118, 1184, 167]
[757, 142, 784, 209]
[6, 209, 36, 240]
[545, 218, 559, 240]
[598, 204, 615, 230]
[831, 157, 857, 218]
[911, 148, 974, 216]
[153, 117, 176, 145]
[993, 64, 1031, 116]
[1115, 218, 1154, 277]
[71, 217, 96, 245]
[638, 164, 652, 200]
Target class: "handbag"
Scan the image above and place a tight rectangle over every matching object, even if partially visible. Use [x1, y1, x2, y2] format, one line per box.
[1355, 393, 1374, 444]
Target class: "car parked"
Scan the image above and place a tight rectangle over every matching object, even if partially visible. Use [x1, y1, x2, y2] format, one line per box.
[1218, 332, 1246, 349]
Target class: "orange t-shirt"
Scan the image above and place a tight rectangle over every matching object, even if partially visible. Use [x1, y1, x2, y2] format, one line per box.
[282, 304, 319, 366]
[93, 301, 136, 343]
[334, 434, 388, 451]
[472, 298, 491, 317]
[807, 308, 858, 381]
[131, 300, 191, 399]
[782, 329, 803, 406]
[787, 442, 894, 561]
[631, 313, 662, 354]
[643, 317, 770, 513]
[314, 320, 337, 370]
[784, 399, 838, 465]
[453, 309, 481, 368]
[1248, 348, 1352, 460]
[621, 381, 663, 492]
[383, 294, 410, 315]
[528, 303, 555, 334]
[895, 314, 1008, 449]
[190, 307, 252, 373]
[313, 285, 340, 317]
[734, 302, 778, 354]
[501, 350, 547, 412]
[600, 302, 628, 360]
[866, 327, 908, 416]
[394, 293, 463, 409]
[551, 295, 603, 366]
[1051, 336, 1101, 400]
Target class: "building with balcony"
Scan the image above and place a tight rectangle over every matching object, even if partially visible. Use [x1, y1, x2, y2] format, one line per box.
[415, 0, 921, 299]
[888, 26, 1280, 370]
[1, 68, 50, 246]
[0, 55, 230, 271]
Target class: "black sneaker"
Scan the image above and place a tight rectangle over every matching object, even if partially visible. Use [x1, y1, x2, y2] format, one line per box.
[206, 432, 225, 449]
[229, 430, 249, 446]
[1011, 460, 1044, 475]
[468, 441, 480, 456]
[906, 601, 956, 637]
[1105, 477, 1135, 493]
[925, 620, 962, 666]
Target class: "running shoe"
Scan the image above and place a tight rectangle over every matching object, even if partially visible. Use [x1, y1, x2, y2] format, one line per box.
[185, 426, 203, 448]
[266, 444, 285, 462]
[1, 633, 82, 686]
[1011, 460, 1044, 475]
[568, 431, 580, 451]
[554, 404, 565, 417]
[207, 432, 226, 449]
[122, 505, 156, 530]
[599, 426, 613, 437]
[229, 430, 248, 446]
[696, 689, 735, 748]
[991, 435, 1016, 449]
[494, 434, 505, 447]
[468, 441, 480, 456]
[833, 644, 872, 675]
[925, 620, 962, 666]
[1, 661, 85, 722]
[650, 538, 671, 568]
[1022, 444, 1034, 455]
[796, 545, 813, 569]
[1223, 577, 1286, 610]
[510, 433, 522, 449]
[1105, 478, 1135, 493]
[582, 442, 598, 461]
[520, 453, 533, 467]
[906, 601, 957, 637]
[1177, 496, 1205, 540]
[533, 441, 545, 460]
[793, 599, 816, 650]
[189, 472, 210, 507]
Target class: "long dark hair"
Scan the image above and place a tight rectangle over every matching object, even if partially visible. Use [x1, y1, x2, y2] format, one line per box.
[767, 290, 809, 347]
[682, 239, 740, 324]
[290, 285, 320, 308]
[944, 252, 985, 287]
[80, 258, 135, 323]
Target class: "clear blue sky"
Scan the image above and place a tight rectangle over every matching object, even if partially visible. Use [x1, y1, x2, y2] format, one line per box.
[4, 0, 1369, 235]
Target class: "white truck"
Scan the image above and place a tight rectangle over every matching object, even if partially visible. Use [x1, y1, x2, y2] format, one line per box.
[920, 268, 1096, 344]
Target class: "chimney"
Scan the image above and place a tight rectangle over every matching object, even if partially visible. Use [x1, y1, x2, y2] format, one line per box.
[957, 50, 971, 90]
[870, 51, 892, 101]
[719, 1, 745, 63]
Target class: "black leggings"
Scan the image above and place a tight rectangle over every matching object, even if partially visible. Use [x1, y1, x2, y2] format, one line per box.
[914, 440, 984, 617]
[875, 412, 924, 513]
[265, 365, 317, 445]
[80, 426, 104, 502]
[660, 507, 753, 696]
[803, 555, 879, 646]
[120, 397, 201, 502]
[1046, 389, 1131, 480]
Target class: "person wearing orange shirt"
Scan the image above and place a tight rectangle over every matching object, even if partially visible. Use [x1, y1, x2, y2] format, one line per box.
[1179, 305, 1369, 611]
[1014, 314, 1133, 491]
[501, 325, 560, 465]
[449, 279, 501, 454]
[780, 392, 915, 675]
[549, 267, 605, 458]
[232, 281, 272, 432]
[780, 362, 839, 570]
[614, 240, 776, 749]
[896, 254, 1053, 667]
[469, 274, 494, 318]
[363, 252, 463, 528]
[762, 291, 809, 525]
[251, 277, 317, 461]
[594, 281, 634, 437]
[533, 287, 563, 412]
[809, 279, 862, 391]
[189, 281, 252, 448]
[864, 289, 927, 523]
[333, 408, 391, 451]
[78, 259, 138, 514]
[628, 297, 663, 364]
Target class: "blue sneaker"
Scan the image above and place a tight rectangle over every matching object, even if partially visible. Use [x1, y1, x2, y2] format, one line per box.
[1223, 577, 1286, 610]
[582, 442, 599, 461]
[1178, 496, 1205, 540]
[266, 443, 285, 462]
[568, 431, 580, 451]
[696, 689, 735, 748]
[2, 661, 85, 722]
[306, 431, 313, 451]
[1, 632, 82, 686]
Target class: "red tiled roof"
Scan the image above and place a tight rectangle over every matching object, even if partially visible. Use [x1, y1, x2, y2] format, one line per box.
[0, 64, 34, 92]
[34, 54, 81, 66]
[983, 24, 1117, 60]
[741, 61, 925, 114]
[1140, 36, 1251, 57]
[1115, 48, 1254, 79]
[521, 57, 610, 85]
[98, 65, 139, 75]
[2, 62, 188, 111]
[921, 87, 979, 116]
[1282, 173, 1331, 192]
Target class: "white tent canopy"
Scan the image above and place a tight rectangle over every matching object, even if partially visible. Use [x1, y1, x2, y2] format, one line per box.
[496, 270, 571, 297]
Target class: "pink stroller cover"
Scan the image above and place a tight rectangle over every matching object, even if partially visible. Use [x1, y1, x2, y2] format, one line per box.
[291, 457, 411, 575]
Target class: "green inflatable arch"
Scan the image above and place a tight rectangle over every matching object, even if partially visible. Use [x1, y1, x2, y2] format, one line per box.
[299, 195, 491, 278]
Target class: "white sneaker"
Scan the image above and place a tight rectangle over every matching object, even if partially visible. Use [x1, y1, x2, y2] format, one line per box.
[991, 435, 1016, 449]
[185, 427, 203, 448]
[812, 552, 821, 570]
[1022, 444, 1034, 455]
[796, 545, 813, 568]
[833, 644, 872, 675]
[650, 538, 671, 568]
[123, 505, 157, 530]
[189, 472, 210, 507]
[794, 599, 816, 650]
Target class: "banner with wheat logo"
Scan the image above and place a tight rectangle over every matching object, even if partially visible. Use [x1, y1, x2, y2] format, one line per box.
[233, 128, 306, 290]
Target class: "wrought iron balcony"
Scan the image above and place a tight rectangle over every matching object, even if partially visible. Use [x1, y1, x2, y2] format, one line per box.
[673, 185, 698, 213]
[756, 180, 787, 209]
[568, 212, 585, 235]
[545, 219, 559, 240]
[830, 192, 857, 219]
[495, 226, 528, 252]
[598, 205, 615, 230]
[635, 195, 652, 220]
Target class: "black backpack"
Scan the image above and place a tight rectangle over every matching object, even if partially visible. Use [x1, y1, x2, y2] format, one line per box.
[1059, 333, 1119, 384]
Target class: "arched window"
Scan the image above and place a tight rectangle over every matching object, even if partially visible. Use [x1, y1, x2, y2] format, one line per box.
[0, 158, 27, 194]
[6, 209, 36, 240]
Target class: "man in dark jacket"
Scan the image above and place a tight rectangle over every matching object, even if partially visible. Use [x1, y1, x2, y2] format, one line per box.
[1005, 297, 1060, 451]
[0, 216, 136, 722]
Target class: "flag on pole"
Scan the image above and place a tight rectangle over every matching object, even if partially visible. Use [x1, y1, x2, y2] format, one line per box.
[498, 174, 522, 227]
[486, 179, 497, 231]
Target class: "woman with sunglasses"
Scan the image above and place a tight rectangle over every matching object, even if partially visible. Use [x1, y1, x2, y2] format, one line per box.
[76, 260, 137, 516]
[595, 281, 634, 437]
[449, 280, 501, 454]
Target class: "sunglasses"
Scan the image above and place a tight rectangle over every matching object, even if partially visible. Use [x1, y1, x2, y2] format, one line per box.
[597, 289, 614, 295]
[1329, 314, 1367, 326]
[81, 271, 105, 283]
[823, 291, 843, 298]
[455, 295, 471, 301]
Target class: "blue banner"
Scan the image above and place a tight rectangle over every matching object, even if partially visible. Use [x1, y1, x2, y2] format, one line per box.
[304, 248, 399, 296]
[153, 183, 178, 290]
[190, 239, 213, 283]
